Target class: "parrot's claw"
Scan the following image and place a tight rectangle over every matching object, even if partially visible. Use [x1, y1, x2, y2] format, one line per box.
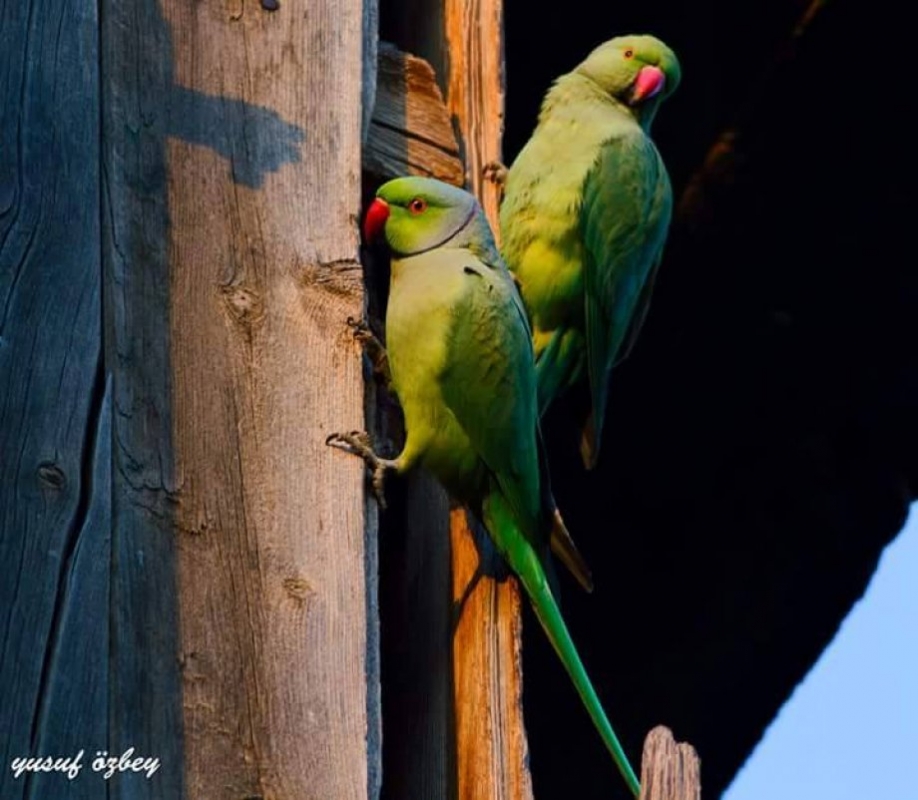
[346, 316, 392, 388]
[325, 429, 395, 509]
[482, 160, 509, 187]
[346, 316, 375, 344]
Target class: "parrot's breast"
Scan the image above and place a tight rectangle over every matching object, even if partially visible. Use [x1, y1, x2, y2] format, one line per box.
[385, 253, 486, 498]
[501, 101, 634, 337]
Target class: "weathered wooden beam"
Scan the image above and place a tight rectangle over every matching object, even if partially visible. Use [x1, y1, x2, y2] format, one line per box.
[439, 1, 533, 797]
[101, 1, 377, 798]
[450, 508, 532, 800]
[0, 1, 109, 798]
[442, 0, 505, 228]
[377, 471, 456, 798]
[364, 42, 464, 185]
[639, 726, 702, 800]
[380, 0, 528, 796]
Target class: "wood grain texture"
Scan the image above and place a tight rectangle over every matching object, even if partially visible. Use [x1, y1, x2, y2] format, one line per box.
[639, 727, 702, 800]
[376, 0, 527, 796]
[363, 0, 379, 145]
[0, 1, 108, 797]
[441, 1, 532, 796]
[364, 43, 464, 184]
[101, 2, 185, 795]
[102, 1, 376, 798]
[450, 510, 532, 800]
[443, 0, 505, 230]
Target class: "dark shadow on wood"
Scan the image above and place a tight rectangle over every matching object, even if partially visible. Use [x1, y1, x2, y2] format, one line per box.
[0, 3, 109, 799]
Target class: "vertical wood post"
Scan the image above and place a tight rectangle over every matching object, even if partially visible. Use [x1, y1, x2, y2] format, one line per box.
[442, 3, 532, 794]
[102, 1, 377, 798]
[441, 2, 533, 797]
[0, 6, 108, 800]
[376, 0, 530, 792]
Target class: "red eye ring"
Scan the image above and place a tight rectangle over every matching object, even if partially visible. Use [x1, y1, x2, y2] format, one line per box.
[623, 48, 635, 59]
[408, 197, 428, 214]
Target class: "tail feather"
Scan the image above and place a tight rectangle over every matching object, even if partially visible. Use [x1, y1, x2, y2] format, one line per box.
[518, 547, 639, 797]
[550, 508, 594, 593]
[579, 407, 600, 470]
[538, 426, 593, 593]
[485, 494, 639, 797]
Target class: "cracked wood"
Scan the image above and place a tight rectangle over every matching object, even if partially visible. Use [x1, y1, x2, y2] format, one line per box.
[0, 2, 110, 798]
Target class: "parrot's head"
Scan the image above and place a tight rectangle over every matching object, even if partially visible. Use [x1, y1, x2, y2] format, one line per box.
[364, 177, 496, 260]
[577, 34, 681, 124]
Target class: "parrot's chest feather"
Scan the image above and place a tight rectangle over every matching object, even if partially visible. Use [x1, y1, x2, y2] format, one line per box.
[501, 93, 659, 333]
[385, 253, 484, 491]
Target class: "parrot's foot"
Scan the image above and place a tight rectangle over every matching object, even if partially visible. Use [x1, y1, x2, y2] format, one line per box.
[482, 160, 509, 187]
[325, 430, 396, 509]
[347, 316, 392, 388]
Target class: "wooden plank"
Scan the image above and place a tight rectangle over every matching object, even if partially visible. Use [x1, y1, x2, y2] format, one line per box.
[439, 1, 533, 797]
[101, 1, 185, 795]
[363, 0, 379, 145]
[442, 0, 506, 229]
[639, 727, 702, 800]
[378, 472, 456, 799]
[450, 508, 531, 800]
[364, 43, 464, 184]
[101, 1, 376, 798]
[378, 0, 526, 796]
[0, 1, 107, 797]
[28, 380, 113, 800]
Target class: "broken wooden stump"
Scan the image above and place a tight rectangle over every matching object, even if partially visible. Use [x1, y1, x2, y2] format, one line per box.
[639, 726, 702, 800]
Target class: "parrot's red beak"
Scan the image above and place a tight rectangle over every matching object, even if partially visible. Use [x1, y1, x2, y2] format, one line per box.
[363, 198, 390, 243]
[630, 65, 666, 104]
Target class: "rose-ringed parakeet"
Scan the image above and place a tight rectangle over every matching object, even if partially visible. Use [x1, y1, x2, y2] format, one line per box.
[327, 176, 640, 796]
[498, 34, 681, 469]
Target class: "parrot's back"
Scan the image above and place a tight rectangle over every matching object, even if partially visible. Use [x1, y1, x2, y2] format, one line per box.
[501, 73, 666, 338]
[500, 71, 672, 466]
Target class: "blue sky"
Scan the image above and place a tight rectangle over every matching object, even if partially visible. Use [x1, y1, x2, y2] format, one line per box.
[724, 503, 918, 799]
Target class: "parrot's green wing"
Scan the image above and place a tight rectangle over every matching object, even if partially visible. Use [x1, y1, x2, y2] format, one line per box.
[439, 255, 543, 540]
[580, 133, 672, 467]
[432, 249, 637, 797]
[439, 255, 594, 590]
[613, 252, 662, 367]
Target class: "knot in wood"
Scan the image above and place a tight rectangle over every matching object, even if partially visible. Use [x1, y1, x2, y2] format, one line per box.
[37, 462, 66, 490]
[283, 576, 315, 607]
[220, 285, 264, 331]
[260, 0, 279, 9]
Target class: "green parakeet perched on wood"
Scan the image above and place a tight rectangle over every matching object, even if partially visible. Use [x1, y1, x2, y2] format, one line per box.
[498, 34, 681, 469]
[327, 176, 640, 796]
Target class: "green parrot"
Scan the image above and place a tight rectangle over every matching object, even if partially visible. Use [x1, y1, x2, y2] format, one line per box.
[327, 176, 640, 796]
[498, 34, 681, 469]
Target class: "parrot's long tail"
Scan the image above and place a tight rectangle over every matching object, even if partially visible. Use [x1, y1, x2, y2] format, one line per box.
[485, 495, 640, 797]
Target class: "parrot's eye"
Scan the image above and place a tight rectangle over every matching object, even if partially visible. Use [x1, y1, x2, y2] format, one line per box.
[623, 48, 635, 59]
[408, 198, 428, 214]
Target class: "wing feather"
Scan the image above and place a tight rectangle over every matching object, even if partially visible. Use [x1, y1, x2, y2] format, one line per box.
[580, 132, 672, 465]
[439, 257, 543, 538]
